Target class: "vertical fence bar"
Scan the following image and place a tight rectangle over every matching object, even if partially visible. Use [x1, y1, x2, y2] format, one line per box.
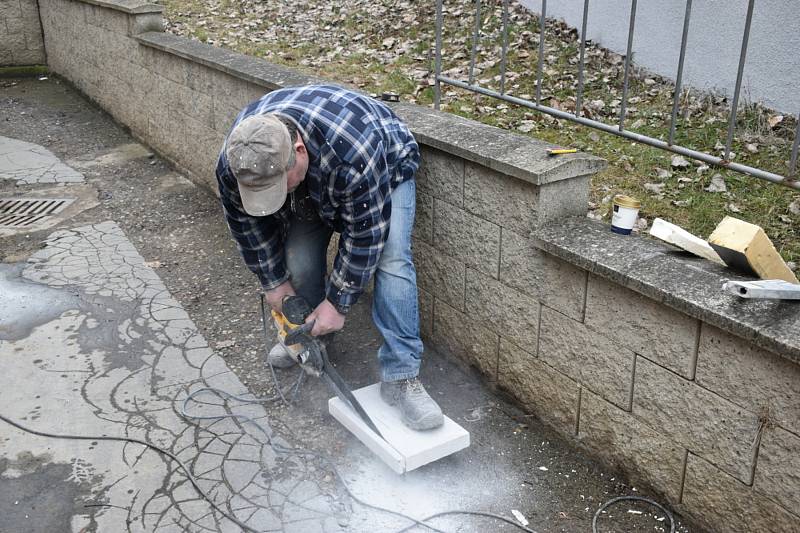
[535, 0, 547, 105]
[499, 0, 510, 94]
[434, 0, 443, 110]
[668, 0, 693, 145]
[618, 0, 637, 131]
[574, 0, 590, 117]
[468, 0, 482, 84]
[790, 113, 800, 177]
[724, 0, 755, 161]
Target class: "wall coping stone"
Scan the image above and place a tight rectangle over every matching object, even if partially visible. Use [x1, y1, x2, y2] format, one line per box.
[394, 104, 606, 185]
[535, 217, 800, 365]
[136, 32, 606, 187]
[136, 32, 325, 89]
[72, 0, 162, 14]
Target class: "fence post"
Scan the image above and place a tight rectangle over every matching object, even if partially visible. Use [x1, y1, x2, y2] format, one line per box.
[434, 0, 444, 111]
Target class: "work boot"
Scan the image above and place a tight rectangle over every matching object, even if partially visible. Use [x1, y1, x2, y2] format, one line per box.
[380, 377, 444, 430]
[267, 334, 336, 369]
[266, 342, 297, 369]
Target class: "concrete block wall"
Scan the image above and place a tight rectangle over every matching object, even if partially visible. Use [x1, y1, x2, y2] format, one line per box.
[495, 268, 800, 532]
[37, 0, 268, 188]
[33, 1, 800, 531]
[0, 0, 45, 66]
[412, 143, 800, 533]
[412, 146, 592, 381]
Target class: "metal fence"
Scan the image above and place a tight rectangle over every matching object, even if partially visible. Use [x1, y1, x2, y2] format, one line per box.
[432, 0, 800, 190]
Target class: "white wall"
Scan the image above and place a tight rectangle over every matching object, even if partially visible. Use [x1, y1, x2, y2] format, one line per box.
[519, 0, 800, 114]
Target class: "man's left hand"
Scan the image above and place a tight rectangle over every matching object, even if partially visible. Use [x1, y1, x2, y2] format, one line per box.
[307, 299, 346, 336]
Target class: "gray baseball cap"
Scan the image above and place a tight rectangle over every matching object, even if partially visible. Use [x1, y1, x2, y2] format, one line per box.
[225, 114, 292, 216]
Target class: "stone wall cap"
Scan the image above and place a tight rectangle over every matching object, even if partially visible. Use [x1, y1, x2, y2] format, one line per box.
[137, 32, 327, 90]
[78, 0, 163, 14]
[535, 217, 800, 365]
[137, 33, 605, 188]
[394, 104, 607, 186]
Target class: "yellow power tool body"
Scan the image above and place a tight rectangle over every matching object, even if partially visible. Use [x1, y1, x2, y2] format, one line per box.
[271, 295, 384, 439]
[271, 308, 319, 373]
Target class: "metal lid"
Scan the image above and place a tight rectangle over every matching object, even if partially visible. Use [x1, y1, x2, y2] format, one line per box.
[613, 194, 641, 209]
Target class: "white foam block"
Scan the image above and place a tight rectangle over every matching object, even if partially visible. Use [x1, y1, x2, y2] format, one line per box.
[649, 217, 725, 265]
[328, 383, 470, 474]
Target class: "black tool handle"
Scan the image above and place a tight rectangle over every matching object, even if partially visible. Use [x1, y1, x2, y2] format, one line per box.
[282, 295, 313, 325]
[284, 320, 315, 345]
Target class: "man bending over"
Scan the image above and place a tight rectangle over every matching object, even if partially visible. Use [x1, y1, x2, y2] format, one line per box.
[215, 85, 443, 430]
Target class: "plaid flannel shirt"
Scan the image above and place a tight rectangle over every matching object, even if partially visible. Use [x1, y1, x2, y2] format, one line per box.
[216, 85, 420, 313]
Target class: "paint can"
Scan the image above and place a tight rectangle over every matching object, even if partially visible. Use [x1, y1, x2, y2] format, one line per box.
[611, 194, 641, 235]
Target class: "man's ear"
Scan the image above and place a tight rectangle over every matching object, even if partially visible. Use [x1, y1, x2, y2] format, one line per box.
[295, 139, 306, 156]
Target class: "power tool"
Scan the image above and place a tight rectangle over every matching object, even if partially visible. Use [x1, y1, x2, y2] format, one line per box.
[271, 295, 384, 439]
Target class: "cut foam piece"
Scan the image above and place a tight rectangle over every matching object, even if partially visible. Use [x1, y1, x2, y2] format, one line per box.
[329, 383, 470, 474]
[708, 216, 799, 284]
[649, 218, 725, 265]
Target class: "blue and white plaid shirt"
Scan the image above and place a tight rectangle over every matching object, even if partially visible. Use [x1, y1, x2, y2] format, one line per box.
[216, 85, 420, 313]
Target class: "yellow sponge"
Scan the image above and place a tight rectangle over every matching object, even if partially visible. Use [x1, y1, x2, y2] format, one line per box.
[708, 216, 798, 284]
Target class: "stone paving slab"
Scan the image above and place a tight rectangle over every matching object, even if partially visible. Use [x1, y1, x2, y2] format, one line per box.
[0, 221, 341, 532]
[0, 135, 85, 184]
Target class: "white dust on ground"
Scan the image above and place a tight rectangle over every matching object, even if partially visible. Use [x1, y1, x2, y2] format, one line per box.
[337, 441, 529, 532]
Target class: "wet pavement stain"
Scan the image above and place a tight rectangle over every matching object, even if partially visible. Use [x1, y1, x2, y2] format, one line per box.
[0, 453, 104, 533]
[0, 263, 81, 341]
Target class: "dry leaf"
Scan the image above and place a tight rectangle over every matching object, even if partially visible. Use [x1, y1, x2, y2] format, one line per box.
[517, 120, 536, 133]
[705, 174, 727, 193]
[644, 182, 665, 195]
[768, 115, 784, 129]
[671, 155, 690, 168]
[656, 168, 673, 179]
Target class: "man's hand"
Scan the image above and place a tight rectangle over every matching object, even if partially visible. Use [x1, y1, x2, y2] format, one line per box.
[265, 281, 295, 313]
[307, 299, 346, 336]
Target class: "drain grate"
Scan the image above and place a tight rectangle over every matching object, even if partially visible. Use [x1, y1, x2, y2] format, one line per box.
[0, 198, 75, 229]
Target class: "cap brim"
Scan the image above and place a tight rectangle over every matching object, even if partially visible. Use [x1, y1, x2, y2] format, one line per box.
[239, 173, 288, 216]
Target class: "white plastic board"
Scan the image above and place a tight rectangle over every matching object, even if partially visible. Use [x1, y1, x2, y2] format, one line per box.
[328, 383, 470, 474]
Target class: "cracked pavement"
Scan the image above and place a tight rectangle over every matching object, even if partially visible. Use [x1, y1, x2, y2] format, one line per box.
[0, 77, 693, 532]
[0, 135, 85, 185]
[1, 221, 338, 531]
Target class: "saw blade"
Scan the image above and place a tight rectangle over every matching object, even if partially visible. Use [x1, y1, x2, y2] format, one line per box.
[321, 369, 384, 440]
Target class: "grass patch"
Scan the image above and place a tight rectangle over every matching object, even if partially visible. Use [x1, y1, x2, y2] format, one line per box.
[0, 65, 48, 78]
[162, 0, 800, 264]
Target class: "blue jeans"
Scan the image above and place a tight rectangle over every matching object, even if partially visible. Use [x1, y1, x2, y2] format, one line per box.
[285, 179, 423, 382]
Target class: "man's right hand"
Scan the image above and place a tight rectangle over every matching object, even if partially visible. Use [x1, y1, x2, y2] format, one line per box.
[265, 281, 296, 313]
